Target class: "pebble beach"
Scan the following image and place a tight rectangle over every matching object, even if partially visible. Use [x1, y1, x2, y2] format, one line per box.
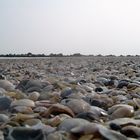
[0, 56, 140, 140]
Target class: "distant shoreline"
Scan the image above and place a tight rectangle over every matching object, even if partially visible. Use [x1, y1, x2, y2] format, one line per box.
[0, 55, 140, 58]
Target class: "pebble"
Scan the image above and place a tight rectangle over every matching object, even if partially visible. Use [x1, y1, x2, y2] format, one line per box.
[61, 99, 91, 114]
[11, 106, 33, 114]
[28, 91, 40, 101]
[0, 88, 6, 96]
[6, 127, 44, 140]
[0, 96, 12, 111]
[11, 99, 35, 108]
[121, 125, 140, 138]
[41, 103, 75, 117]
[0, 80, 15, 91]
[0, 114, 9, 123]
[23, 119, 41, 126]
[108, 104, 134, 119]
[0, 131, 4, 140]
[58, 118, 90, 131]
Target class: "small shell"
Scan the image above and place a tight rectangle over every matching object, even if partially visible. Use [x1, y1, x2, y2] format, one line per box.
[28, 92, 40, 101]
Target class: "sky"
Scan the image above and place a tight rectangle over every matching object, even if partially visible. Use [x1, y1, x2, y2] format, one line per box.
[0, 0, 140, 55]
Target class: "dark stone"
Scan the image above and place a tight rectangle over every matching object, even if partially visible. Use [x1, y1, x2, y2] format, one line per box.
[121, 129, 137, 138]
[16, 80, 29, 91]
[0, 97, 12, 111]
[7, 128, 44, 140]
[109, 123, 121, 131]
[105, 80, 115, 86]
[0, 75, 5, 80]
[76, 112, 97, 121]
[90, 99, 107, 110]
[117, 80, 129, 88]
[16, 80, 48, 93]
[95, 87, 103, 92]
[61, 88, 73, 99]
[26, 86, 42, 93]
[78, 79, 87, 84]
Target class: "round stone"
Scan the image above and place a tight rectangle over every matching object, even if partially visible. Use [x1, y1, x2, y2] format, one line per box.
[11, 99, 35, 108]
[0, 97, 12, 111]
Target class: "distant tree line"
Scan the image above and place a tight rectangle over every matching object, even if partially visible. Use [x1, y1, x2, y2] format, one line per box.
[0, 52, 84, 57]
[0, 52, 139, 57]
[0, 53, 45, 57]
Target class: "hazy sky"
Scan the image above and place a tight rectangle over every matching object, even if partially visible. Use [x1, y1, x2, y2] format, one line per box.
[1, 0, 140, 55]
